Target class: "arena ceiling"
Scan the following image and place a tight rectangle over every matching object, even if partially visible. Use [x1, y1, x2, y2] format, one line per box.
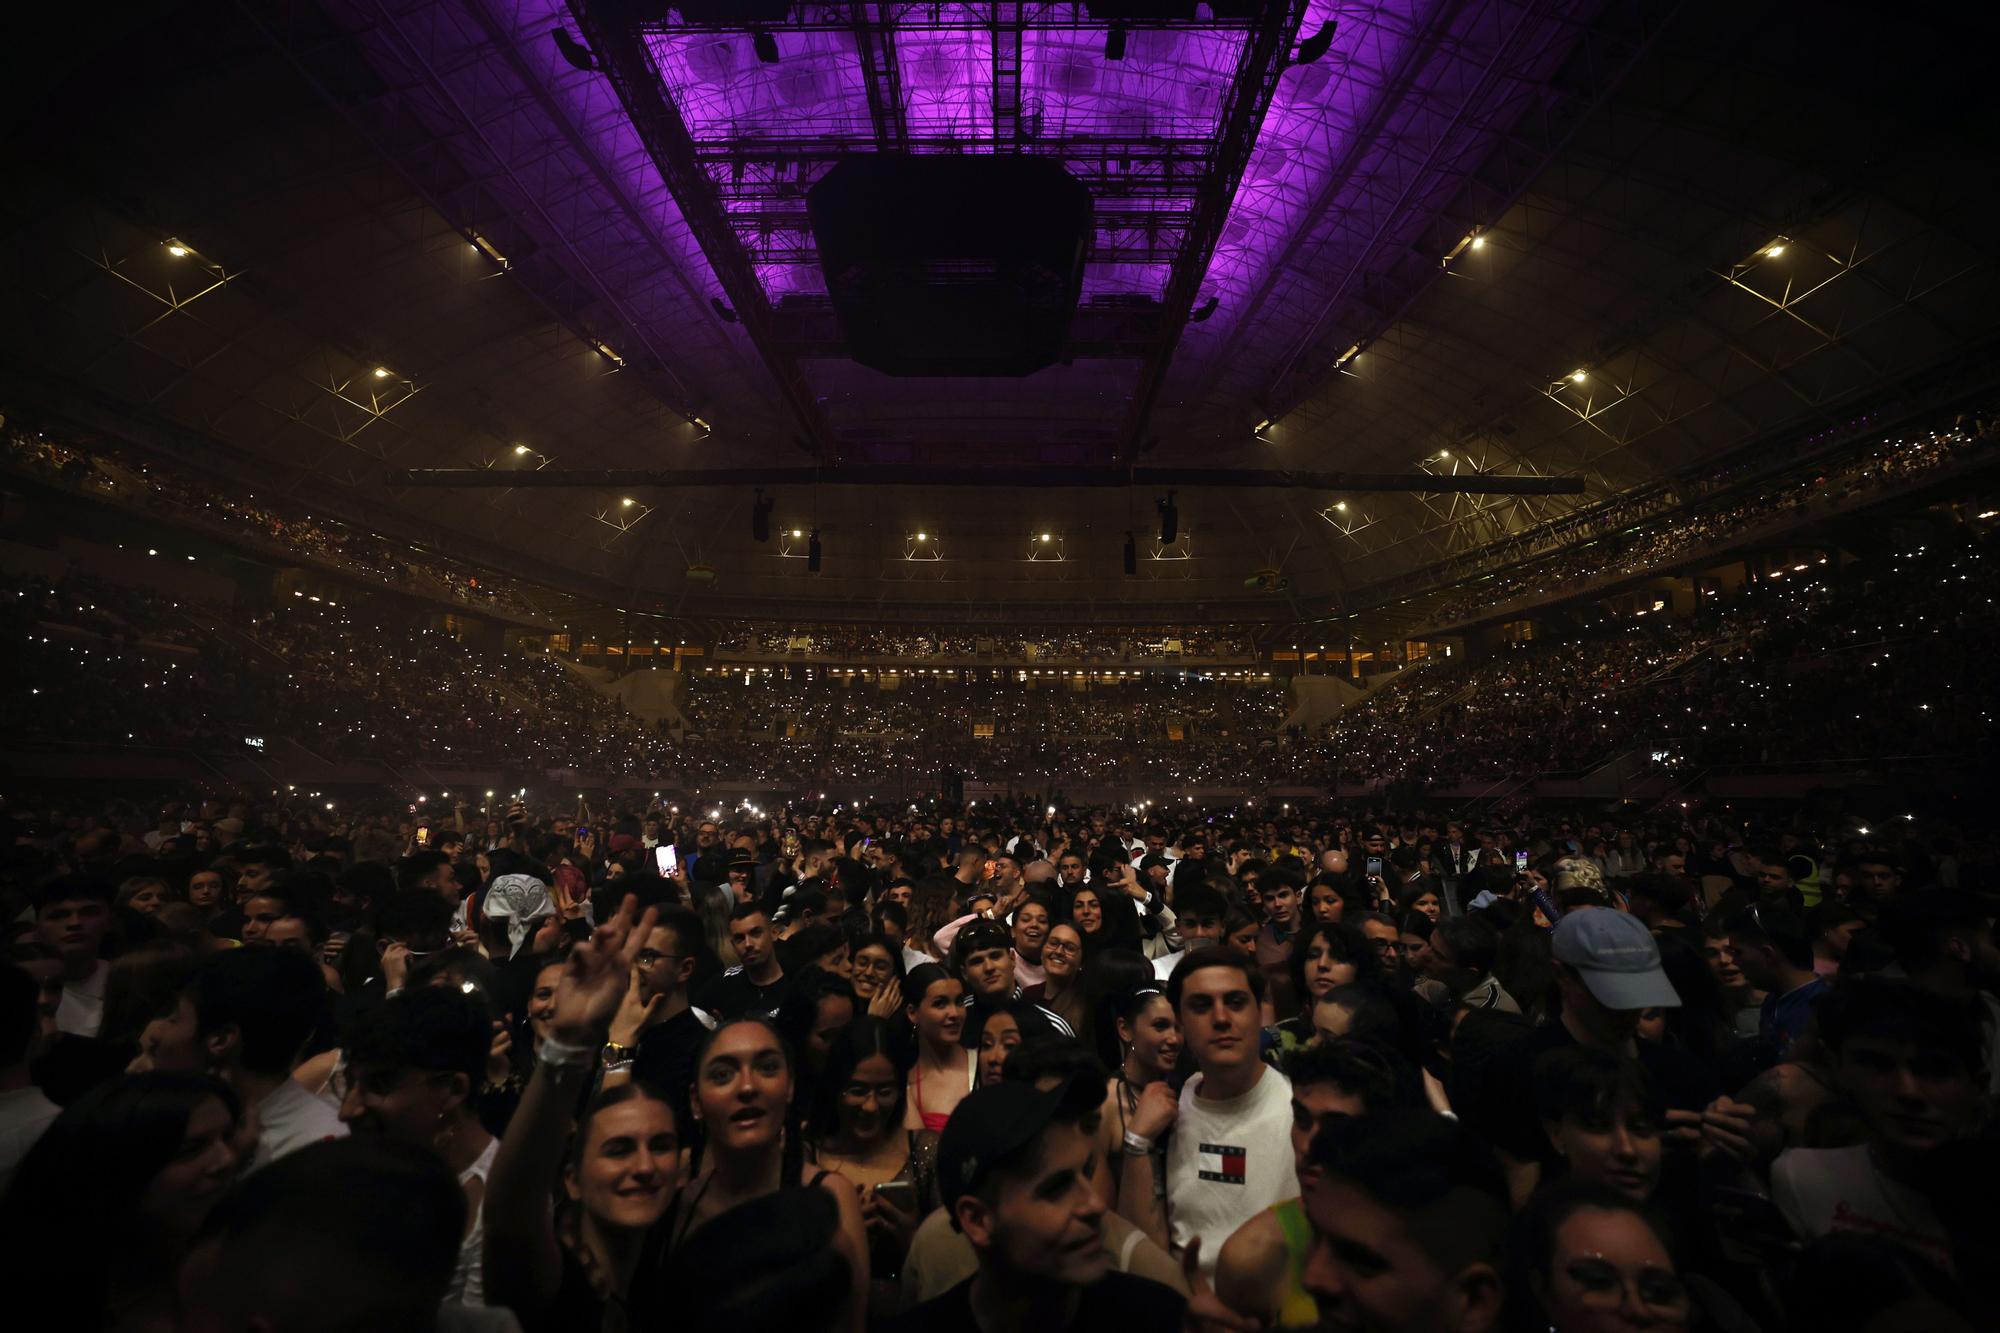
[2, 1, 1996, 626]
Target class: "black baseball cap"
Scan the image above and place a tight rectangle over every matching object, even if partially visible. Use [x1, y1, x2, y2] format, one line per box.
[937, 1071, 1102, 1209]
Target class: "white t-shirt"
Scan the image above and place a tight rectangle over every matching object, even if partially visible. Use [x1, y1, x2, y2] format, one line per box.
[0, 1085, 61, 1193]
[56, 961, 110, 1038]
[1152, 949, 1187, 981]
[449, 1135, 501, 1306]
[249, 1077, 348, 1172]
[1771, 1143, 1954, 1272]
[1166, 1066, 1295, 1278]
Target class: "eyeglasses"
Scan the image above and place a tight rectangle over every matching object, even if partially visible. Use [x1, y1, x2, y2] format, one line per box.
[1043, 939, 1082, 958]
[854, 956, 896, 977]
[634, 950, 682, 968]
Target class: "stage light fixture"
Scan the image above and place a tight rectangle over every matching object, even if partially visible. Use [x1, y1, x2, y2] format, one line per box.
[752, 27, 780, 63]
[1469, 233, 1486, 250]
[711, 297, 740, 323]
[807, 529, 822, 571]
[1123, 532, 1138, 576]
[1294, 21, 1337, 64]
[166, 242, 189, 257]
[1190, 295, 1219, 322]
[552, 27, 597, 72]
[373, 366, 391, 378]
[1157, 490, 1178, 544]
[751, 489, 773, 542]
[1570, 369, 1587, 383]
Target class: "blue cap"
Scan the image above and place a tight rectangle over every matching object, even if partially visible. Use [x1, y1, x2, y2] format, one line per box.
[1551, 909, 1681, 1010]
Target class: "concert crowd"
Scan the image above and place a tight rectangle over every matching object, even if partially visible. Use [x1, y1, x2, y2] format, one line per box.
[1, 780, 1994, 1331]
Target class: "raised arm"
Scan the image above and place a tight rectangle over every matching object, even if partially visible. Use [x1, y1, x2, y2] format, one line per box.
[483, 895, 655, 1321]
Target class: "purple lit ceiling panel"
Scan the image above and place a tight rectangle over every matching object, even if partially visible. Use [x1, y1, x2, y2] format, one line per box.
[631, 13, 1271, 327]
[896, 27, 995, 141]
[645, 28, 871, 142]
[1020, 25, 1245, 141]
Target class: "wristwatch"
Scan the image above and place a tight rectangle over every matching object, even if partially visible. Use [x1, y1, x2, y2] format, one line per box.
[600, 1041, 631, 1069]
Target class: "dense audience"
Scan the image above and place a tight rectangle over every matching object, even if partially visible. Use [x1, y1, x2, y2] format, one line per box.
[11, 516, 1992, 798]
[3, 421, 563, 622]
[1312, 525, 1997, 787]
[713, 625, 1257, 660]
[3, 786, 1997, 1331]
[1421, 406, 1994, 627]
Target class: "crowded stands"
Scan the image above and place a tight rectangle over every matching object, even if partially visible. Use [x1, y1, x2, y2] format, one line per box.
[1420, 407, 1995, 629]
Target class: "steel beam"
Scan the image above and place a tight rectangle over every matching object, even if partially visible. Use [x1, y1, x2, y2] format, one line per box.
[1122, 1, 1304, 456]
[576, 0, 839, 460]
[396, 466, 1586, 494]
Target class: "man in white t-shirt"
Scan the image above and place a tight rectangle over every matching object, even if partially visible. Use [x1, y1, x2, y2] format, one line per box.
[1146, 950, 1294, 1277]
[33, 879, 113, 1038]
[195, 947, 347, 1172]
[1770, 975, 1980, 1272]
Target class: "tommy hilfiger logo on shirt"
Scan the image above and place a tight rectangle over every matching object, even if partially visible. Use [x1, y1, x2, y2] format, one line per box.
[1197, 1143, 1247, 1184]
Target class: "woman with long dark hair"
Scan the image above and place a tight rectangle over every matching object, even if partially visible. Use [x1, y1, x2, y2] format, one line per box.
[2, 1071, 241, 1329]
[900, 963, 968, 1134]
[1102, 983, 1180, 1224]
[639, 1016, 868, 1331]
[1267, 920, 1377, 1058]
[1029, 921, 1090, 1037]
[805, 1017, 929, 1305]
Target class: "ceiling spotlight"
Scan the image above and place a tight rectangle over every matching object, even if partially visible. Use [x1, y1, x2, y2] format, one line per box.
[1105, 25, 1128, 60]
[514, 444, 530, 455]
[710, 297, 739, 324]
[1293, 20, 1338, 65]
[1123, 532, 1137, 576]
[1039, 532, 1053, 543]
[1764, 242, 1786, 256]
[807, 528, 822, 572]
[1569, 369, 1587, 383]
[1335, 501, 1348, 511]
[791, 528, 803, 539]
[914, 531, 927, 541]
[552, 26, 597, 72]
[374, 366, 391, 379]
[621, 497, 635, 507]
[1469, 233, 1486, 251]
[752, 27, 780, 63]
[751, 489, 773, 542]
[1190, 295, 1219, 323]
[1157, 490, 1178, 544]
[1253, 417, 1272, 434]
[166, 242, 189, 257]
